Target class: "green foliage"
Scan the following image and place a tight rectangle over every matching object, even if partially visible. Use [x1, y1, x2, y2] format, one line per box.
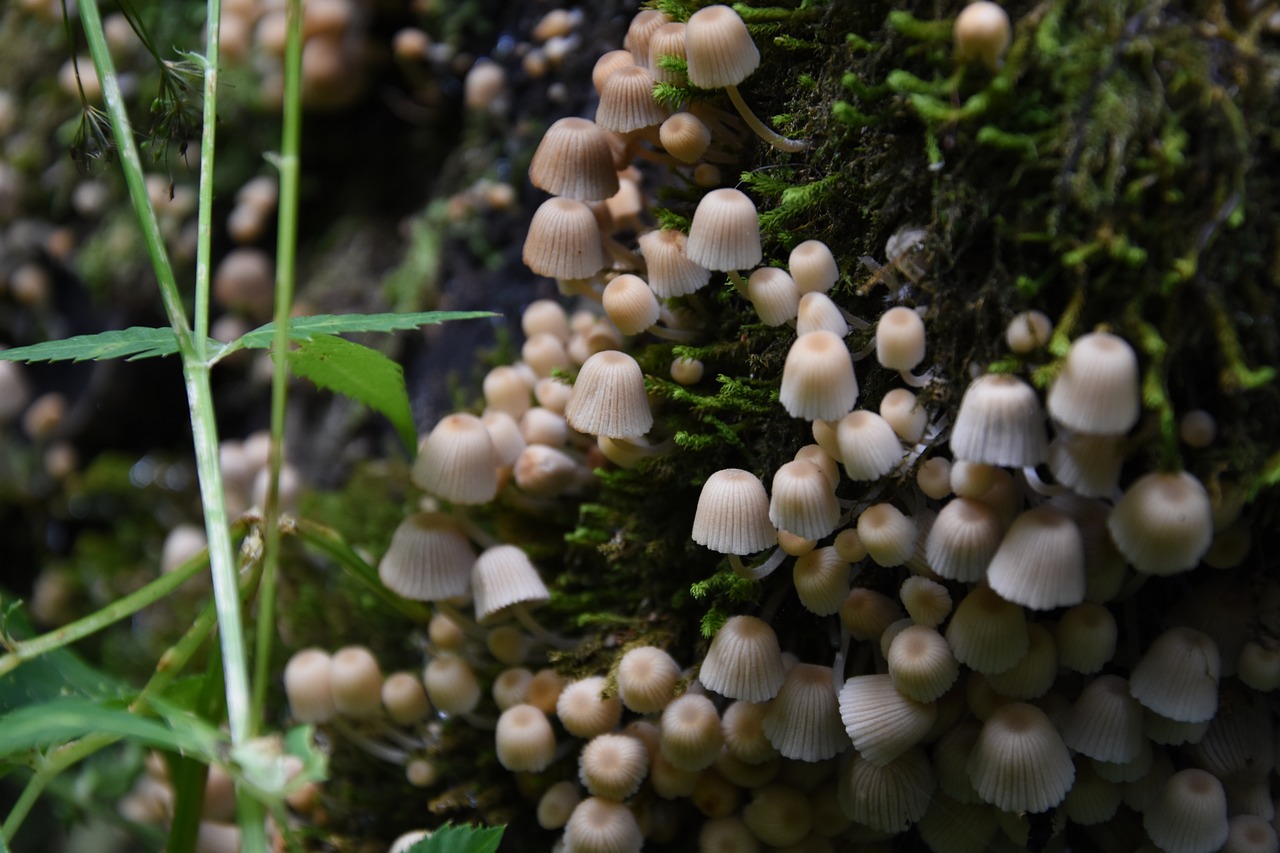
[407, 822, 505, 853]
[282, 334, 417, 452]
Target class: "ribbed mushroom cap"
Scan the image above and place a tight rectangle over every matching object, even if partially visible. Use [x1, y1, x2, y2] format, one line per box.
[983, 622, 1057, 700]
[529, 117, 620, 201]
[692, 469, 777, 556]
[601, 274, 660, 335]
[721, 700, 780, 765]
[836, 410, 901, 481]
[1047, 429, 1124, 498]
[492, 667, 534, 711]
[789, 239, 838, 294]
[1190, 697, 1275, 778]
[770, 459, 839, 540]
[1129, 626, 1220, 723]
[761, 663, 849, 761]
[284, 648, 336, 724]
[838, 673, 936, 766]
[887, 625, 959, 703]
[839, 587, 904, 643]
[623, 8, 671, 64]
[565, 350, 653, 438]
[917, 792, 999, 853]
[684, 4, 760, 89]
[378, 511, 476, 601]
[495, 703, 556, 772]
[483, 410, 526, 464]
[1047, 331, 1140, 435]
[556, 675, 623, 738]
[1143, 769, 1229, 853]
[880, 387, 927, 444]
[591, 49, 635, 94]
[423, 654, 481, 715]
[685, 188, 762, 271]
[747, 266, 800, 326]
[944, 585, 1029, 674]
[538, 780, 582, 830]
[699, 615, 786, 702]
[596, 64, 668, 133]
[791, 546, 851, 616]
[949, 372, 1048, 467]
[564, 796, 643, 853]
[616, 645, 681, 713]
[856, 504, 917, 568]
[1054, 602, 1117, 673]
[1223, 815, 1279, 853]
[658, 110, 710, 162]
[523, 196, 605, 280]
[840, 747, 934, 834]
[985, 506, 1086, 611]
[966, 702, 1075, 813]
[926, 491, 1003, 584]
[580, 733, 650, 800]
[1108, 470, 1214, 575]
[471, 544, 549, 622]
[899, 576, 951, 628]
[1062, 675, 1145, 764]
[648, 22, 687, 83]
[411, 412, 500, 504]
[795, 291, 848, 338]
[1060, 758, 1122, 826]
[875, 306, 927, 372]
[779, 331, 858, 421]
[660, 693, 723, 771]
[636, 228, 711, 297]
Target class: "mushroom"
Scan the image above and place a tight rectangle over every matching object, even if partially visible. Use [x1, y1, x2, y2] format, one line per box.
[691, 468, 786, 580]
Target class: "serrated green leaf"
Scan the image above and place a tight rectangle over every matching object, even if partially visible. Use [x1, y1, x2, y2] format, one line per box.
[235, 311, 495, 351]
[0, 698, 224, 761]
[283, 334, 417, 451]
[407, 823, 505, 853]
[0, 327, 182, 363]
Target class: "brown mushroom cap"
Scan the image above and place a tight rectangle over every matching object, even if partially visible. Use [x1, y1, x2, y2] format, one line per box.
[522, 196, 605, 280]
[686, 188, 762, 271]
[684, 5, 760, 89]
[528, 117, 620, 201]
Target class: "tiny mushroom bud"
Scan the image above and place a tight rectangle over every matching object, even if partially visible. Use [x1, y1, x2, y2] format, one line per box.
[954, 1, 1013, 72]
[496, 703, 557, 772]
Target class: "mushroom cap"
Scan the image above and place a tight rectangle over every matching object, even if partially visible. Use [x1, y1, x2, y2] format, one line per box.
[660, 693, 723, 771]
[495, 703, 556, 772]
[616, 645, 681, 713]
[596, 64, 668, 133]
[1107, 470, 1213, 576]
[1143, 769, 1229, 853]
[856, 503, 917, 568]
[761, 663, 849, 761]
[1047, 429, 1124, 498]
[602, 273, 660, 335]
[579, 733, 650, 800]
[564, 797, 643, 853]
[985, 506, 1086, 611]
[887, 625, 959, 703]
[637, 227, 712, 297]
[423, 654, 481, 715]
[648, 22, 688, 84]
[699, 615, 786, 702]
[685, 4, 760, 89]
[411, 412, 500, 505]
[875, 306, 927, 372]
[721, 700, 780, 765]
[565, 350, 653, 438]
[779, 331, 858, 421]
[770, 459, 840, 541]
[944, 585, 1028, 674]
[796, 291, 848, 338]
[840, 748, 935, 834]
[378, 511, 476, 601]
[528, 117, 620, 201]
[1129, 626, 1220, 723]
[966, 702, 1075, 813]
[1062, 674, 1144, 764]
[284, 648, 336, 723]
[838, 673, 936, 766]
[949, 372, 1048, 467]
[659, 110, 710, 162]
[791, 546, 851, 616]
[522, 196, 605, 280]
[747, 266, 801, 326]
[836, 410, 902, 481]
[983, 622, 1057, 700]
[471, 544, 550, 622]
[924, 497, 1002, 583]
[789, 239, 839, 294]
[685, 188, 762, 271]
[741, 784, 813, 847]
[556, 676, 623, 738]
[1047, 331, 1140, 435]
[953, 1, 1013, 71]
[692, 468, 777, 556]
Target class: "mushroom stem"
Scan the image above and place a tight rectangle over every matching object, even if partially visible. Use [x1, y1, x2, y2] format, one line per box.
[727, 269, 748, 295]
[512, 602, 580, 651]
[604, 236, 643, 270]
[333, 720, 410, 764]
[1021, 465, 1066, 498]
[450, 506, 502, 550]
[724, 84, 809, 153]
[727, 544, 788, 581]
[840, 307, 871, 331]
[434, 599, 488, 643]
[373, 719, 428, 751]
[898, 368, 934, 388]
[646, 323, 700, 343]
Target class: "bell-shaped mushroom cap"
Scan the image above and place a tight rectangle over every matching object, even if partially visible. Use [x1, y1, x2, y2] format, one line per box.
[944, 585, 1029, 674]
[761, 663, 849, 761]
[686, 188, 762, 271]
[411, 412, 500, 504]
[617, 645, 681, 713]
[692, 468, 777, 556]
[839, 673, 936, 766]
[779, 331, 858, 421]
[471, 544, 550, 623]
[564, 797, 644, 853]
[648, 22, 688, 83]
[721, 700, 780, 765]
[659, 110, 710, 162]
[529, 117, 620, 201]
[984, 622, 1057, 700]
[795, 291, 848, 338]
[1129, 626, 1220, 723]
[836, 410, 902, 481]
[791, 546, 851, 616]
[966, 702, 1075, 813]
[624, 8, 672, 63]
[789, 239, 839, 294]
[925, 497, 1002, 583]
[596, 64, 668, 133]
[769, 459, 839, 540]
[684, 4, 760, 89]
[747, 267, 801, 326]
[949, 372, 1048, 467]
[1062, 674, 1144, 763]
[329, 646, 385, 718]
[556, 675, 623, 738]
[565, 350, 653, 438]
[699, 615, 786, 702]
[423, 654, 481, 714]
[839, 747, 934, 834]
[602, 274, 660, 335]
[378, 511, 476, 601]
[660, 693, 723, 771]
[1047, 331, 1140, 435]
[1047, 429, 1124, 498]
[1143, 769, 1229, 853]
[637, 228, 711, 297]
[887, 625, 959, 703]
[522, 196, 605, 280]
[284, 648, 336, 724]
[591, 49, 635, 94]
[856, 503, 917, 568]
[1107, 470, 1213, 576]
[579, 733, 650, 800]
[900, 576, 952, 628]
[875, 306, 927, 372]
[985, 506, 1086, 611]
[495, 703, 556, 772]
[1055, 602, 1117, 673]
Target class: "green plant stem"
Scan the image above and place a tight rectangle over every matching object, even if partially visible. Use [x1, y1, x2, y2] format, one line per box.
[192, 0, 221, 351]
[252, 0, 303, 735]
[0, 520, 245, 679]
[1, 732, 119, 842]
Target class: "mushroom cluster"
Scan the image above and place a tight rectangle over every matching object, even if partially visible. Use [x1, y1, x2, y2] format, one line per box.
[303, 4, 1279, 851]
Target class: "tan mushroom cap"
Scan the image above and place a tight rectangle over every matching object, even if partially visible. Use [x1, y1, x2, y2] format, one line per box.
[564, 350, 653, 438]
[596, 64, 668, 133]
[1047, 331, 1141, 435]
[522, 196, 605, 280]
[1107, 470, 1213, 576]
[686, 188, 762, 271]
[699, 615, 786, 702]
[528, 117, 620, 201]
[761, 663, 849, 761]
[648, 22, 688, 84]
[637, 228, 712, 297]
[780, 331, 858, 421]
[692, 468, 777, 556]
[685, 4, 760, 89]
[659, 111, 711, 163]
[411, 412, 500, 505]
[471, 544, 550, 623]
[378, 511, 476, 601]
[950, 372, 1048, 467]
[966, 702, 1075, 813]
[985, 506, 1086, 611]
